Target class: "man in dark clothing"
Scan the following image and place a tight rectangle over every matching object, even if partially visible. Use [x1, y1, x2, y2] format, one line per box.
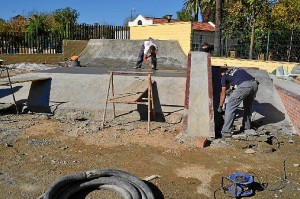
[218, 67, 259, 138]
[199, 42, 210, 53]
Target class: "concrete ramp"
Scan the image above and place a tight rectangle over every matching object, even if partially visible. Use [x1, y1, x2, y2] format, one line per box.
[79, 39, 187, 69]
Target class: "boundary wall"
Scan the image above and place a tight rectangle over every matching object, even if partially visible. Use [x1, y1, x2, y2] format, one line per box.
[212, 57, 298, 73]
[0, 40, 88, 65]
[274, 79, 300, 135]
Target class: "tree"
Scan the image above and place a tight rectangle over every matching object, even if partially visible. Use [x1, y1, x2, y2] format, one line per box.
[9, 15, 27, 32]
[214, 0, 221, 56]
[183, 0, 215, 22]
[271, 0, 300, 30]
[53, 7, 78, 25]
[176, 9, 193, 21]
[53, 7, 79, 34]
[0, 18, 9, 32]
[184, 0, 201, 21]
[222, 0, 274, 59]
[270, 0, 300, 61]
[26, 14, 51, 35]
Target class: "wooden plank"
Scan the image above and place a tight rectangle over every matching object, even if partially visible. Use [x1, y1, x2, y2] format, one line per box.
[109, 79, 151, 103]
[0, 76, 52, 86]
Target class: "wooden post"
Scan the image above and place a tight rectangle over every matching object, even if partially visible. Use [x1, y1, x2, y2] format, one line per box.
[149, 75, 155, 119]
[147, 74, 151, 133]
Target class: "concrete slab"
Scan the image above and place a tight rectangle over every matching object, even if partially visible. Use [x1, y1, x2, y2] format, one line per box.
[0, 68, 186, 121]
[246, 68, 289, 126]
[78, 39, 188, 69]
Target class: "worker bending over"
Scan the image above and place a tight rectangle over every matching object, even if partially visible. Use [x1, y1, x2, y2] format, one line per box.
[218, 67, 259, 138]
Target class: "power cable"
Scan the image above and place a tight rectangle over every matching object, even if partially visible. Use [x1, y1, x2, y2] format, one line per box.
[38, 169, 155, 199]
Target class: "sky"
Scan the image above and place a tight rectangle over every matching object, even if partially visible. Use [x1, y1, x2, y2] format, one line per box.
[1, 0, 185, 26]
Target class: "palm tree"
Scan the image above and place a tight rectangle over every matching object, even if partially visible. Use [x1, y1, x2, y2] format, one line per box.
[184, 0, 201, 21]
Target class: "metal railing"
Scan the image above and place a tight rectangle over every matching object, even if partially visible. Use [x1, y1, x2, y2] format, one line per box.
[191, 29, 300, 62]
[0, 24, 130, 55]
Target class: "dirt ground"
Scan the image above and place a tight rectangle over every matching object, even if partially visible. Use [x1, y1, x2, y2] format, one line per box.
[0, 105, 299, 199]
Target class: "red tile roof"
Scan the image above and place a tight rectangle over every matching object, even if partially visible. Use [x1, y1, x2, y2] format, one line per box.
[145, 17, 215, 32]
[192, 22, 215, 31]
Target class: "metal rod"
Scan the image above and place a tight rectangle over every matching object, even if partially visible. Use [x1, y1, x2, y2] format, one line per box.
[109, 71, 153, 75]
[5, 67, 19, 115]
[111, 73, 116, 118]
[101, 72, 112, 129]
[108, 101, 148, 105]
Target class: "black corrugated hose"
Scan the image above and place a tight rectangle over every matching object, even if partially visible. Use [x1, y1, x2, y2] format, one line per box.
[38, 169, 155, 199]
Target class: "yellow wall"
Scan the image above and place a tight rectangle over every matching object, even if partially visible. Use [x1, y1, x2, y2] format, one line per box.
[130, 23, 299, 73]
[212, 57, 298, 73]
[130, 22, 192, 56]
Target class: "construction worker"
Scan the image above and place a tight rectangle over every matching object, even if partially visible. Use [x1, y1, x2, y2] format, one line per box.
[134, 38, 158, 70]
[199, 42, 210, 53]
[217, 67, 259, 138]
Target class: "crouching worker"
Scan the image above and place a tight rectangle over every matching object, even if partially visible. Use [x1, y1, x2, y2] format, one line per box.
[70, 55, 80, 67]
[217, 67, 259, 138]
[135, 38, 158, 70]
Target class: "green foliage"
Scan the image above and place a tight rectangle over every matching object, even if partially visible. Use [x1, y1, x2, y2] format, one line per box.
[176, 9, 193, 21]
[183, 0, 201, 21]
[222, 1, 273, 34]
[271, 0, 300, 30]
[0, 18, 9, 32]
[53, 7, 79, 34]
[183, 0, 215, 22]
[26, 14, 51, 35]
[53, 7, 79, 26]
[9, 15, 27, 32]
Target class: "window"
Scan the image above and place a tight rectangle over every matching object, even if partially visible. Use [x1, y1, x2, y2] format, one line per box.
[137, 20, 142, 25]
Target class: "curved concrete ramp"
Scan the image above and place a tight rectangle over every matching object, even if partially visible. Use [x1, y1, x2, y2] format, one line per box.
[79, 39, 187, 69]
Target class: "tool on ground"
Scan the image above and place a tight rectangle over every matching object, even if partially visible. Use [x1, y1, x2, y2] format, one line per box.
[221, 172, 254, 198]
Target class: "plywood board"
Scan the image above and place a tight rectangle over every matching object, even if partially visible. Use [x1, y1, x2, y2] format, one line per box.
[109, 79, 151, 103]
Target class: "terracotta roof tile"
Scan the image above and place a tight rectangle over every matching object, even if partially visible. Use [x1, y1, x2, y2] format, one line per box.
[145, 17, 215, 31]
[145, 17, 177, 24]
[192, 22, 215, 31]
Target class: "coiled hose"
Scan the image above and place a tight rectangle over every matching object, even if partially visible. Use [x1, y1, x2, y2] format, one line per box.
[38, 169, 155, 199]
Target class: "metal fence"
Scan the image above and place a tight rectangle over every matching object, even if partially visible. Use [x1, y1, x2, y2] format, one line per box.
[222, 30, 300, 62]
[64, 23, 130, 40]
[192, 29, 300, 62]
[0, 32, 63, 54]
[0, 24, 130, 55]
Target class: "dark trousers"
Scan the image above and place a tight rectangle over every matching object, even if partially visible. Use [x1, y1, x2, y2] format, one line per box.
[222, 80, 258, 133]
[136, 45, 145, 68]
[136, 45, 157, 69]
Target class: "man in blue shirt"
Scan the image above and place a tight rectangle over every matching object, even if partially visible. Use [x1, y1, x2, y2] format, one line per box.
[218, 67, 259, 138]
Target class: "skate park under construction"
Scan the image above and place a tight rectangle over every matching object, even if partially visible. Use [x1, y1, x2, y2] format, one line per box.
[0, 39, 299, 143]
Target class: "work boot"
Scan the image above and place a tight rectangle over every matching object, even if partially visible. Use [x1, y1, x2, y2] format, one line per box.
[221, 132, 232, 138]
